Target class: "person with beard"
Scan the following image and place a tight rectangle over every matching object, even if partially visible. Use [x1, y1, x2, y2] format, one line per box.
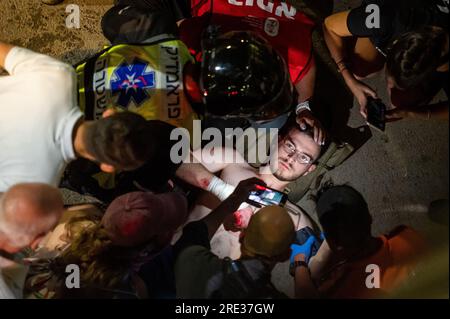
[172, 115, 323, 260]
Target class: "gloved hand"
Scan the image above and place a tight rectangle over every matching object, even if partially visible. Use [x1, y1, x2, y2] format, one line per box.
[290, 235, 317, 264]
[320, 232, 326, 241]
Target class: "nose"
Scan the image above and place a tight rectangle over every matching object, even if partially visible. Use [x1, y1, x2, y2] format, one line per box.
[285, 155, 296, 165]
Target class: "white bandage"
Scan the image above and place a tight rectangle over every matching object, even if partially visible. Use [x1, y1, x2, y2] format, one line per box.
[207, 176, 235, 201]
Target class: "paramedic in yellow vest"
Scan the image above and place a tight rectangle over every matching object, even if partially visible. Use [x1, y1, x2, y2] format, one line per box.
[67, 2, 315, 201]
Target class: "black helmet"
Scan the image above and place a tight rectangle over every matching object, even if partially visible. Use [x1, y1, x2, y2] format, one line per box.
[200, 29, 293, 121]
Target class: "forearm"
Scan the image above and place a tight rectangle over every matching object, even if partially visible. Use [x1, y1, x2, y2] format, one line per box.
[0, 42, 14, 69]
[294, 266, 320, 299]
[323, 24, 346, 67]
[323, 13, 356, 86]
[295, 61, 316, 103]
[175, 157, 235, 201]
[175, 162, 215, 190]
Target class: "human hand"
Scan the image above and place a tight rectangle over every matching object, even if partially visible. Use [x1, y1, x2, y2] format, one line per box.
[290, 235, 317, 264]
[296, 110, 327, 145]
[348, 79, 377, 119]
[229, 177, 266, 207]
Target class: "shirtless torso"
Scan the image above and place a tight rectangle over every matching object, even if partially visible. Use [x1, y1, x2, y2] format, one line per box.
[185, 148, 314, 260]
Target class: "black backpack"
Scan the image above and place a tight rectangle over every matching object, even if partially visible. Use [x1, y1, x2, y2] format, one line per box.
[210, 258, 287, 299]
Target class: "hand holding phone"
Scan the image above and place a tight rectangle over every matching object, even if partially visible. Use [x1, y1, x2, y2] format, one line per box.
[366, 97, 386, 132]
[247, 184, 288, 207]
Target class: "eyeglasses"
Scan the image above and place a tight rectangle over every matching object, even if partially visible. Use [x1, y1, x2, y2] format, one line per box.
[282, 140, 313, 165]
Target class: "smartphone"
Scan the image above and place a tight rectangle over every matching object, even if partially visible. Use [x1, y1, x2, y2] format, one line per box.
[366, 97, 386, 132]
[248, 184, 288, 207]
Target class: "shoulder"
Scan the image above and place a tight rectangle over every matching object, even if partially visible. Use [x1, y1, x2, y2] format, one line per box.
[385, 225, 427, 262]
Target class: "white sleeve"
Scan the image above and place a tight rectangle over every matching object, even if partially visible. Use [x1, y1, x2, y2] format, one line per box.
[4, 46, 73, 76]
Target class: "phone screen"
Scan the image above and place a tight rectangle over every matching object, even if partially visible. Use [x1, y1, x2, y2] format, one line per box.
[367, 98, 386, 132]
[248, 185, 287, 206]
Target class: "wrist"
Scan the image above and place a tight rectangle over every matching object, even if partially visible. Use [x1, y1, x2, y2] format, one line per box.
[295, 101, 312, 115]
[294, 253, 307, 262]
[342, 70, 357, 85]
[289, 259, 309, 276]
[335, 59, 350, 73]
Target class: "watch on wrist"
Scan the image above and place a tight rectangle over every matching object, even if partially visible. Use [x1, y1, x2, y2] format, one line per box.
[295, 101, 311, 115]
[289, 260, 309, 276]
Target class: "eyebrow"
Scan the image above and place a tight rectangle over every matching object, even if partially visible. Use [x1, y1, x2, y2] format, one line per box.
[286, 137, 313, 160]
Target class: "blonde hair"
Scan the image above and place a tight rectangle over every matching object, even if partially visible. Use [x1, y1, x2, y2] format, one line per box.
[50, 210, 139, 295]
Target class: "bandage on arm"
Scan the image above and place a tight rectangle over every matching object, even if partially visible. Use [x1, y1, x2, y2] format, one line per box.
[175, 162, 235, 200]
[206, 176, 235, 201]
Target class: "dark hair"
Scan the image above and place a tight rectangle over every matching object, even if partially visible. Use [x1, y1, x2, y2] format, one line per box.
[278, 113, 325, 160]
[316, 185, 372, 245]
[386, 27, 447, 90]
[84, 112, 152, 171]
[279, 113, 314, 140]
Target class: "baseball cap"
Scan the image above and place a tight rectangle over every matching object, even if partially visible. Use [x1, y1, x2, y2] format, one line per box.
[101, 191, 188, 247]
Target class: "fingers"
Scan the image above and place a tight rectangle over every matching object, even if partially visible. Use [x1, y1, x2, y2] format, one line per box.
[305, 235, 316, 245]
[361, 84, 377, 99]
[247, 199, 262, 208]
[297, 113, 326, 145]
[313, 125, 320, 144]
[296, 117, 307, 130]
[360, 104, 368, 119]
[317, 126, 326, 146]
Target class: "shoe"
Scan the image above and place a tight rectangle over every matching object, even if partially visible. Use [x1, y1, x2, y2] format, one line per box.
[42, 0, 64, 5]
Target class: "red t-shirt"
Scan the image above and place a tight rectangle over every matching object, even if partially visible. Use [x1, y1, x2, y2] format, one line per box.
[317, 226, 427, 299]
[179, 0, 315, 84]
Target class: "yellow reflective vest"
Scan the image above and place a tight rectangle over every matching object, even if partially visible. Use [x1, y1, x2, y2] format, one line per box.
[76, 39, 198, 134]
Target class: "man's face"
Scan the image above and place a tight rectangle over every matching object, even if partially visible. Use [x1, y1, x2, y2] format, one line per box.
[270, 129, 321, 182]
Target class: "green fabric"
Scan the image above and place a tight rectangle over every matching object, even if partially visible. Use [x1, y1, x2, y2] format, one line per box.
[286, 141, 355, 203]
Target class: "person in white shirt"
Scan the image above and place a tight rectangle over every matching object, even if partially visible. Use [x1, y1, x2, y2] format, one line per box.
[0, 42, 157, 193]
[0, 42, 239, 204]
[0, 183, 63, 298]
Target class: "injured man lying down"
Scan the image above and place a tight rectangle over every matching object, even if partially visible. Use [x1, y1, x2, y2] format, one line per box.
[173, 117, 323, 260]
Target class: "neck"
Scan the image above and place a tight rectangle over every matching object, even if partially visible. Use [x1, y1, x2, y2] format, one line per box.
[258, 166, 289, 191]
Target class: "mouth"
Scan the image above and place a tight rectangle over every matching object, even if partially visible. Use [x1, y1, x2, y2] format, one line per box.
[278, 161, 290, 171]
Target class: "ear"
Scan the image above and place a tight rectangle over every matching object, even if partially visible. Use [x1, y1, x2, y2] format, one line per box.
[100, 163, 116, 173]
[304, 164, 316, 176]
[102, 108, 117, 118]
